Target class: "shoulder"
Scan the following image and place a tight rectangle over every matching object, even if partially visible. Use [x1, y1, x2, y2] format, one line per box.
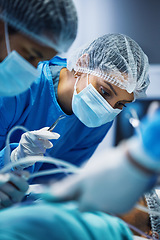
[49, 56, 67, 67]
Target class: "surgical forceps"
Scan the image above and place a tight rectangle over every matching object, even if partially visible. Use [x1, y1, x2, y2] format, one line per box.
[48, 115, 66, 132]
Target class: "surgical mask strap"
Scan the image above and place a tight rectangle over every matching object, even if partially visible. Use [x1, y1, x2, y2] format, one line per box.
[87, 73, 89, 86]
[4, 22, 11, 55]
[74, 73, 89, 91]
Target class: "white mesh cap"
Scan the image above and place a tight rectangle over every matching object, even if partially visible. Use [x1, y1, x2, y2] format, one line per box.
[67, 34, 150, 99]
[0, 0, 78, 53]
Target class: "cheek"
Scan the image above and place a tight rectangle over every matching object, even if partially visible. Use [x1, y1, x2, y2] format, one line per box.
[88, 78, 100, 92]
[76, 76, 88, 93]
[123, 92, 134, 101]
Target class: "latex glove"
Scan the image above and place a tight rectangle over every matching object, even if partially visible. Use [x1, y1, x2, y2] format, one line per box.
[44, 110, 160, 214]
[11, 127, 60, 169]
[128, 109, 160, 172]
[43, 144, 153, 214]
[0, 171, 29, 209]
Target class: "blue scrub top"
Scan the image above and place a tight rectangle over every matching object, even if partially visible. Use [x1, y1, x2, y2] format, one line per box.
[0, 56, 112, 181]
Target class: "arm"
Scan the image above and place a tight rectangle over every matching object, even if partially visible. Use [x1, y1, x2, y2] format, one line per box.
[46, 110, 160, 214]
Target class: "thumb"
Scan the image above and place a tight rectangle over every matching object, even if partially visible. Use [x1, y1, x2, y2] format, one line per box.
[32, 127, 60, 140]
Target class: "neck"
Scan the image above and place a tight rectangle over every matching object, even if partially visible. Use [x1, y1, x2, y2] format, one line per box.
[57, 68, 76, 115]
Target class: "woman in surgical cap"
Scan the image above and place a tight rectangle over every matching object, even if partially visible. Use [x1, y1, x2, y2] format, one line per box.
[0, 33, 150, 183]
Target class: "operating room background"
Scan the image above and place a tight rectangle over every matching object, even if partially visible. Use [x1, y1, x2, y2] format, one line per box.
[63, 0, 160, 154]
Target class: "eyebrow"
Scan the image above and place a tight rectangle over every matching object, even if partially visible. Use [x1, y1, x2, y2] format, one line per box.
[105, 82, 117, 96]
[104, 81, 133, 103]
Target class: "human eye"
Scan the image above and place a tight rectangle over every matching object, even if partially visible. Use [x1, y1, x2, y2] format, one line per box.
[100, 86, 111, 98]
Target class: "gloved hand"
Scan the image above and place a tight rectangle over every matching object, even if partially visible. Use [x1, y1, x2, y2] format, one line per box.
[11, 127, 60, 169]
[44, 110, 160, 214]
[46, 144, 153, 214]
[0, 171, 29, 209]
[128, 109, 160, 172]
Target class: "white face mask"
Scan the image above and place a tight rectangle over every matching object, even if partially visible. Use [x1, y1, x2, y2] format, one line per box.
[72, 75, 122, 127]
[0, 23, 40, 97]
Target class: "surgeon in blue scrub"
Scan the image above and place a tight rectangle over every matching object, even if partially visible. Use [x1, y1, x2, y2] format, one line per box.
[0, 33, 149, 183]
[0, 110, 160, 240]
[0, 0, 78, 208]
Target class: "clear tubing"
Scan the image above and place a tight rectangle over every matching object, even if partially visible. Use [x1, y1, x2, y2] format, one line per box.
[0, 156, 80, 174]
[4, 22, 11, 55]
[29, 167, 80, 180]
[136, 204, 160, 217]
[5, 125, 29, 165]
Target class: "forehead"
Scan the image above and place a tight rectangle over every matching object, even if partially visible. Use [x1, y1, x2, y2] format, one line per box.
[0, 30, 56, 61]
[89, 73, 134, 101]
[89, 71, 129, 86]
[16, 33, 57, 58]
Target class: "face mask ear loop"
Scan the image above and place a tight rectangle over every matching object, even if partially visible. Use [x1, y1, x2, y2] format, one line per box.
[4, 22, 11, 55]
[74, 74, 80, 94]
[74, 73, 89, 93]
[87, 73, 89, 86]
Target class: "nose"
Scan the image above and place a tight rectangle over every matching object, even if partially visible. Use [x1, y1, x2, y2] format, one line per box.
[106, 99, 117, 109]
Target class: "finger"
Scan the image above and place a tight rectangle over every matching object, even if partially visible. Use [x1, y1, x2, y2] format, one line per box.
[0, 191, 13, 208]
[8, 173, 29, 192]
[31, 138, 53, 149]
[23, 136, 51, 153]
[0, 183, 25, 203]
[39, 139, 53, 149]
[0, 174, 10, 186]
[31, 129, 60, 140]
[13, 170, 30, 180]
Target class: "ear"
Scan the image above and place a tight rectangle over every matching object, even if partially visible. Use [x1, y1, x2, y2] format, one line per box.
[76, 53, 90, 69]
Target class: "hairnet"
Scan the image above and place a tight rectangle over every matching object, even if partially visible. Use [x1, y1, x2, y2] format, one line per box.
[0, 0, 78, 53]
[67, 34, 150, 99]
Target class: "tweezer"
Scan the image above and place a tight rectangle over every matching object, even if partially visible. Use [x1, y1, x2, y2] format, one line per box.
[48, 115, 66, 132]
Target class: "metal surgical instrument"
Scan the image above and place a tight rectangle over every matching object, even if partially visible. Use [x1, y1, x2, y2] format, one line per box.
[48, 115, 66, 132]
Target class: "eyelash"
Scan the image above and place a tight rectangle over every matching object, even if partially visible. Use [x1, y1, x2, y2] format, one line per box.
[100, 87, 127, 108]
[100, 87, 111, 97]
[116, 102, 127, 108]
